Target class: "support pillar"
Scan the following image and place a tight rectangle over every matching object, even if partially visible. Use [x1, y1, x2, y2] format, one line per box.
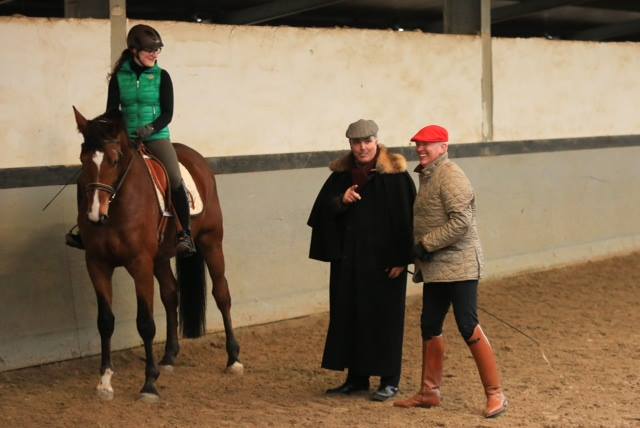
[110, 0, 127, 66]
[64, 0, 108, 18]
[443, 0, 480, 35]
[481, 0, 493, 141]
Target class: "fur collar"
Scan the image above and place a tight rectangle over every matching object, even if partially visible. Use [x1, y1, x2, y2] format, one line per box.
[329, 144, 407, 174]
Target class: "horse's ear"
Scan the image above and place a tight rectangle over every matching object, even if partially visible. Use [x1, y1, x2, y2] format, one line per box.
[73, 106, 88, 133]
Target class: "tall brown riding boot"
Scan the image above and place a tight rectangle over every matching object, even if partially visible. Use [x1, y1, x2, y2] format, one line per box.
[467, 325, 508, 418]
[393, 335, 444, 408]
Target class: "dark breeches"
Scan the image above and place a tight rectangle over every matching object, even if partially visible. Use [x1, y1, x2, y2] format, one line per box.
[145, 139, 183, 190]
[421, 279, 479, 341]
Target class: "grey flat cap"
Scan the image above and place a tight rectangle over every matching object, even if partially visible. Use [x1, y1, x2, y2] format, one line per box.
[346, 119, 379, 139]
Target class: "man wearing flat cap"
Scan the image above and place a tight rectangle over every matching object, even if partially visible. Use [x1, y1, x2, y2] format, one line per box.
[307, 119, 416, 402]
[394, 125, 507, 418]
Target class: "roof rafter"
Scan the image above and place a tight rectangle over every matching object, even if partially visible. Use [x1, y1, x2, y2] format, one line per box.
[220, 0, 346, 25]
[572, 18, 640, 40]
[492, 0, 594, 24]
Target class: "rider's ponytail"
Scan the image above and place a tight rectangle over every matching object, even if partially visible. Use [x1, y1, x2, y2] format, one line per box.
[107, 49, 132, 80]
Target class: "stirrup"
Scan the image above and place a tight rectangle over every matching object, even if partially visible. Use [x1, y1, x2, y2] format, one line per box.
[65, 226, 84, 250]
[176, 232, 196, 257]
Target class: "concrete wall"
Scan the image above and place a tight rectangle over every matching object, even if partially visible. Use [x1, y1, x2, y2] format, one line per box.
[493, 38, 640, 141]
[2, 17, 640, 371]
[0, 17, 482, 167]
[3, 18, 640, 168]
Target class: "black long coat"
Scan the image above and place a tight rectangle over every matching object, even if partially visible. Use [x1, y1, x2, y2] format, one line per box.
[308, 146, 416, 377]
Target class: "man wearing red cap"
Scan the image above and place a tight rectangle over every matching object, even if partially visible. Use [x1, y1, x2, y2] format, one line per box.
[393, 125, 508, 418]
[307, 119, 416, 402]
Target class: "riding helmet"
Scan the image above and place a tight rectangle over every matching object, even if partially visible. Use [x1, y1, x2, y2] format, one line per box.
[127, 24, 164, 51]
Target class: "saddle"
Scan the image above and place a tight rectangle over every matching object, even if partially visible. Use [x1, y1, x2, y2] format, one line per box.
[141, 148, 203, 243]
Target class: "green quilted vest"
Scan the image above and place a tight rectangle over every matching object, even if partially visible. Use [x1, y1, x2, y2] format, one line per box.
[116, 60, 170, 142]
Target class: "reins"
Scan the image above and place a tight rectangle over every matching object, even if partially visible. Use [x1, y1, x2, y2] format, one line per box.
[85, 140, 171, 244]
[41, 137, 139, 211]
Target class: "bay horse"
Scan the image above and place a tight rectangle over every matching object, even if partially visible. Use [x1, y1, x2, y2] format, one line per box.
[72, 107, 242, 402]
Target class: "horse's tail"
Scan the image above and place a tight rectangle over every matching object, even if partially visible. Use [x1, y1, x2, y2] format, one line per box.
[177, 248, 207, 338]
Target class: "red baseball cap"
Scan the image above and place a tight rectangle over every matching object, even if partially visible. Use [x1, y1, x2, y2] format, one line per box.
[411, 125, 448, 143]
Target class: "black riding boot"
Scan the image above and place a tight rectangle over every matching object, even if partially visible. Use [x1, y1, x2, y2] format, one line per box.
[65, 226, 84, 249]
[172, 184, 196, 257]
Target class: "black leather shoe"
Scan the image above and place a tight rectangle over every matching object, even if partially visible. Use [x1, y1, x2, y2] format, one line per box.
[65, 232, 84, 250]
[325, 381, 370, 395]
[371, 385, 399, 402]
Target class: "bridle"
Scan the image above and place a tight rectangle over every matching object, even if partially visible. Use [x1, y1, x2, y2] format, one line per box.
[85, 150, 136, 204]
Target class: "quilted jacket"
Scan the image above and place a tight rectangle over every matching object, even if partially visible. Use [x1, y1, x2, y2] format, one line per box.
[413, 153, 484, 283]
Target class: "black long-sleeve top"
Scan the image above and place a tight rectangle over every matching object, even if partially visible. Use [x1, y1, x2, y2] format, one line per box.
[106, 60, 174, 132]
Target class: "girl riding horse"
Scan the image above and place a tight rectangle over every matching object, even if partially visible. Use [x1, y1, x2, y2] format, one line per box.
[73, 107, 242, 400]
[67, 24, 195, 256]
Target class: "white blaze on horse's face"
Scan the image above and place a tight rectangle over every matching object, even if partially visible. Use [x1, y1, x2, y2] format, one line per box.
[87, 151, 105, 223]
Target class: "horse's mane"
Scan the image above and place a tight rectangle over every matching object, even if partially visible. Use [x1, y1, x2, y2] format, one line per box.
[81, 110, 127, 152]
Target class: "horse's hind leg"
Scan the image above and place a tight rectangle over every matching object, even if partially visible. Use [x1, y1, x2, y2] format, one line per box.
[200, 235, 243, 374]
[126, 258, 161, 401]
[154, 259, 180, 368]
[86, 260, 116, 400]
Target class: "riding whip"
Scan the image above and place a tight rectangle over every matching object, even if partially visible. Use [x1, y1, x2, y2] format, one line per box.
[407, 268, 551, 368]
[41, 168, 81, 211]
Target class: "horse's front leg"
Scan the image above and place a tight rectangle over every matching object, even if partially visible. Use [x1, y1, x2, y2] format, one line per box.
[86, 259, 116, 400]
[126, 257, 161, 402]
[154, 259, 180, 368]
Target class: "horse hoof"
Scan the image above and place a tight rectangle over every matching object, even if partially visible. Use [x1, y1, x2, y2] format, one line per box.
[225, 361, 244, 375]
[96, 368, 114, 400]
[96, 388, 114, 401]
[160, 364, 174, 373]
[138, 392, 160, 403]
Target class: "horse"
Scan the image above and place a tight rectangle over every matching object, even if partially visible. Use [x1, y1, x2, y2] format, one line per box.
[72, 107, 242, 402]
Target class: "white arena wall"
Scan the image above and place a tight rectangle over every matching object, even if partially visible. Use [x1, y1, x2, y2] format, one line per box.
[1, 17, 639, 371]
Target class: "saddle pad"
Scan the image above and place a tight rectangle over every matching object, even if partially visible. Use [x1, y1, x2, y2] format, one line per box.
[179, 163, 204, 216]
[143, 155, 204, 217]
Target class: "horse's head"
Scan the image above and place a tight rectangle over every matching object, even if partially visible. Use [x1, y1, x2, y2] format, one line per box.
[73, 106, 132, 224]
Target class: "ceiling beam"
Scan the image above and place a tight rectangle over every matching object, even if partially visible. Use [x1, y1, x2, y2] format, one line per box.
[220, 0, 346, 25]
[572, 18, 640, 40]
[492, 0, 594, 24]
